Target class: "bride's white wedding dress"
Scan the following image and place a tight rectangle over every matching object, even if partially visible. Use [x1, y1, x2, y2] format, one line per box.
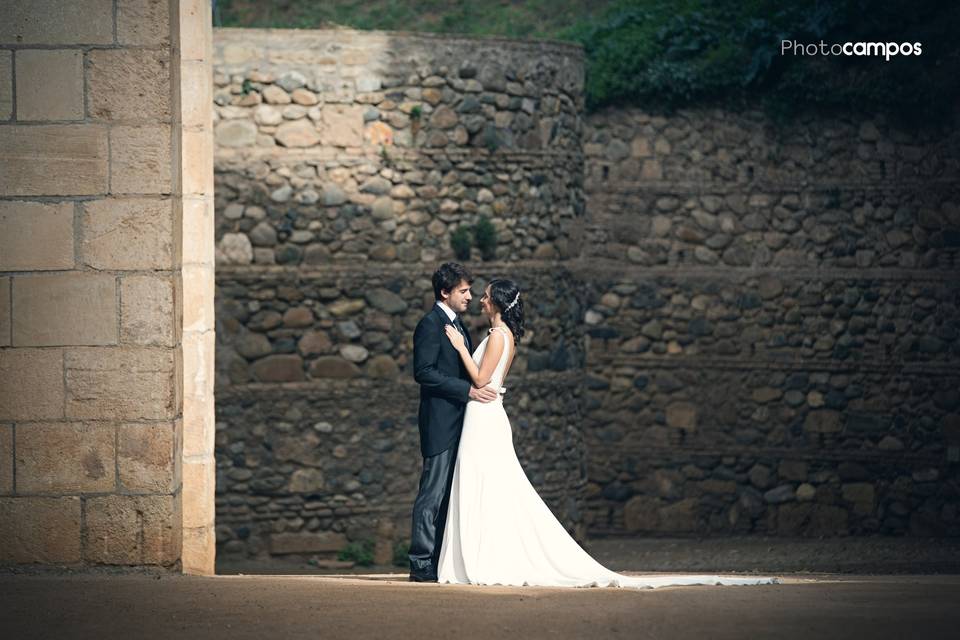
[437, 326, 781, 589]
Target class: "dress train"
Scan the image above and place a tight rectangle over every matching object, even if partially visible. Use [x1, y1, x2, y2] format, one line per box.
[436, 326, 781, 590]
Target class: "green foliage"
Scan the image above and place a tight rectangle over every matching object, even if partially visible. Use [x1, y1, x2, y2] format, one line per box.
[474, 216, 498, 261]
[217, 0, 610, 40]
[450, 226, 472, 260]
[218, 0, 959, 126]
[561, 0, 960, 125]
[392, 540, 410, 567]
[337, 539, 375, 566]
[449, 216, 499, 261]
[410, 104, 422, 120]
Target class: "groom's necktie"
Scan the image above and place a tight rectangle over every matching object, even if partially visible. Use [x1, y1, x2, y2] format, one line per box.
[453, 316, 466, 337]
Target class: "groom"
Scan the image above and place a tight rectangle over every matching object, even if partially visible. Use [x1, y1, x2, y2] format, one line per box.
[408, 262, 499, 582]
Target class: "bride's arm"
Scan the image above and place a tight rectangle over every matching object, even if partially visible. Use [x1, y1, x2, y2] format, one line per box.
[444, 325, 504, 389]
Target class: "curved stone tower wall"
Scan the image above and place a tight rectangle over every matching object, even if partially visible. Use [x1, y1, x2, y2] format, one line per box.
[211, 28, 587, 559]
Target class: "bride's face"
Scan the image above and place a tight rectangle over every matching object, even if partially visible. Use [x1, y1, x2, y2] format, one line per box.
[480, 285, 495, 317]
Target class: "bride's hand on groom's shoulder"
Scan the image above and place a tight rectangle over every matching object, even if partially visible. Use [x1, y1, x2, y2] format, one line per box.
[443, 324, 465, 351]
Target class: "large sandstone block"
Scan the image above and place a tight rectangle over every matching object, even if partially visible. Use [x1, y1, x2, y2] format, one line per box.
[117, 0, 171, 46]
[118, 422, 175, 492]
[0, 125, 108, 196]
[181, 457, 214, 529]
[181, 195, 215, 267]
[214, 119, 257, 147]
[82, 198, 174, 269]
[842, 482, 876, 516]
[0, 348, 64, 421]
[270, 531, 349, 554]
[85, 494, 177, 565]
[665, 401, 697, 431]
[178, 60, 212, 129]
[657, 497, 699, 532]
[0, 278, 9, 347]
[181, 128, 214, 196]
[0, 496, 82, 563]
[275, 120, 321, 147]
[15, 422, 115, 493]
[804, 409, 843, 434]
[12, 273, 117, 346]
[623, 495, 660, 532]
[0, 201, 75, 271]
[0, 0, 114, 45]
[121, 275, 175, 346]
[0, 424, 11, 493]
[252, 354, 305, 382]
[15, 49, 84, 120]
[777, 503, 849, 536]
[110, 125, 173, 194]
[181, 265, 214, 331]
[88, 49, 171, 121]
[182, 331, 215, 458]
[315, 104, 365, 147]
[178, 0, 214, 62]
[65, 347, 176, 420]
[0, 51, 12, 120]
[271, 430, 322, 466]
[181, 521, 214, 575]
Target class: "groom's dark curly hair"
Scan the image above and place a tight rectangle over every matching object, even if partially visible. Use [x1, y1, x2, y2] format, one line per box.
[432, 262, 474, 300]
[487, 278, 525, 343]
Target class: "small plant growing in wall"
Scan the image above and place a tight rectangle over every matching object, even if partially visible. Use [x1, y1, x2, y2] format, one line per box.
[483, 125, 501, 152]
[474, 215, 498, 261]
[392, 540, 410, 567]
[337, 539, 375, 566]
[410, 104, 423, 138]
[450, 225, 472, 260]
[449, 217, 498, 261]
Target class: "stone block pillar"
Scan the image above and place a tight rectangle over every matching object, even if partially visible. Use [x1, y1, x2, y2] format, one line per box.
[0, 0, 215, 573]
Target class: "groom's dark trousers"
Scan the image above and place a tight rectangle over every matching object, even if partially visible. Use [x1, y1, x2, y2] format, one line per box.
[408, 305, 473, 577]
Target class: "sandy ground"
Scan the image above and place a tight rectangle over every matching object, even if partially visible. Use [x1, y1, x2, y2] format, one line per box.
[215, 535, 960, 575]
[2, 571, 958, 639]
[3, 537, 959, 639]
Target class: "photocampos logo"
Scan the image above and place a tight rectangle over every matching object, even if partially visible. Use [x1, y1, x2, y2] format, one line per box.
[781, 40, 923, 62]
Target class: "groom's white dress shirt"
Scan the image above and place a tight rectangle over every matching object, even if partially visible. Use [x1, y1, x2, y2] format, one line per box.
[436, 300, 457, 322]
[438, 301, 506, 395]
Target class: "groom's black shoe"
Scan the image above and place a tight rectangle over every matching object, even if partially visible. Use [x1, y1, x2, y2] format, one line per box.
[408, 572, 438, 583]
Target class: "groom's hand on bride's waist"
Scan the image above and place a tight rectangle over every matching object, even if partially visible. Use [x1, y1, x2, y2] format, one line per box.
[469, 385, 499, 403]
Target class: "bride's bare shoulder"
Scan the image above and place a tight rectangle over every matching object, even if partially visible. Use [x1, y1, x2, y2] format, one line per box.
[489, 326, 514, 348]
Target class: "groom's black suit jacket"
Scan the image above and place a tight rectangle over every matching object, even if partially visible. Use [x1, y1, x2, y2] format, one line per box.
[413, 304, 474, 458]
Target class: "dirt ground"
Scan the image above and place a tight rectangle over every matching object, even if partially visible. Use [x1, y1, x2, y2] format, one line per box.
[2, 571, 959, 639]
[3, 537, 959, 639]
[215, 535, 960, 575]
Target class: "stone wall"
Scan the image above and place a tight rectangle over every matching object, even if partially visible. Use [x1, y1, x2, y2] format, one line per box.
[211, 28, 588, 559]
[211, 27, 960, 561]
[0, 0, 216, 573]
[579, 108, 960, 537]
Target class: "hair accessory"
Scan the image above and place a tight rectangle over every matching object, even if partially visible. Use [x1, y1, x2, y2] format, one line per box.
[505, 291, 520, 312]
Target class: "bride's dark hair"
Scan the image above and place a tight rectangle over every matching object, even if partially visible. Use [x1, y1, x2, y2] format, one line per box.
[487, 278, 525, 343]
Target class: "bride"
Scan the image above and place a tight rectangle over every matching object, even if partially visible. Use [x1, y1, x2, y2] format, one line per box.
[436, 277, 781, 589]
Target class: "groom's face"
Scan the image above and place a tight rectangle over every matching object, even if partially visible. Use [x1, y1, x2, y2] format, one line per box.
[442, 279, 472, 313]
